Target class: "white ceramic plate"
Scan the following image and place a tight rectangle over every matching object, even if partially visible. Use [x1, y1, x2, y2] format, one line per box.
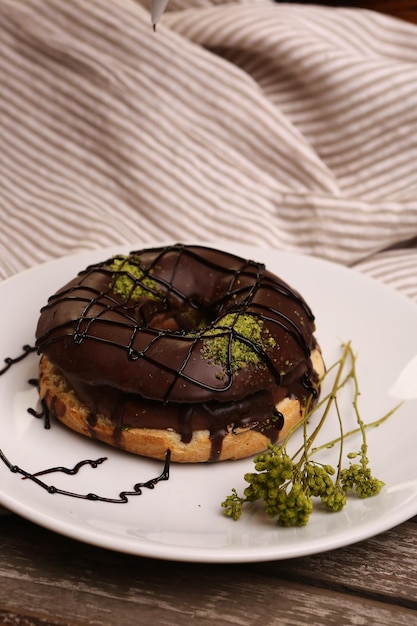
[0, 243, 416, 563]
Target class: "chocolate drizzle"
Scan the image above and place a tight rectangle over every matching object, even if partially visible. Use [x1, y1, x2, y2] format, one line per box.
[0, 345, 36, 375]
[35, 244, 322, 459]
[27, 457, 108, 479]
[36, 245, 316, 400]
[0, 448, 170, 503]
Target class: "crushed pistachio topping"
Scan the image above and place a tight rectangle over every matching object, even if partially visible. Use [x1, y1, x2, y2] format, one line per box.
[110, 255, 160, 301]
[201, 313, 276, 372]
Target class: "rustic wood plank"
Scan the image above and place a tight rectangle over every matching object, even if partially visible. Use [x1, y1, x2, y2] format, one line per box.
[0, 610, 66, 626]
[251, 520, 417, 609]
[2, 570, 416, 626]
[1, 516, 417, 626]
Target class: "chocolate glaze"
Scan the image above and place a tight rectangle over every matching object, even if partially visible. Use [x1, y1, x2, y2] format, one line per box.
[62, 361, 315, 452]
[35, 244, 321, 455]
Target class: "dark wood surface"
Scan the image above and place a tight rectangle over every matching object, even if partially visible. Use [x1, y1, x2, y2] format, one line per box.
[1, 513, 416, 625]
[284, 1, 417, 23]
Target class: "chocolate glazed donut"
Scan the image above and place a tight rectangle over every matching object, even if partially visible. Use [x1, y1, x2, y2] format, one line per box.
[35, 244, 325, 462]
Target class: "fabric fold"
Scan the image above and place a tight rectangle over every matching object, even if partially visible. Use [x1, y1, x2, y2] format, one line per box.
[0, 0, 416, 301]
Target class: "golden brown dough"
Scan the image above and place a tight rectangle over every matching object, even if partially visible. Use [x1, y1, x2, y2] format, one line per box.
[38, 349, 325, 463]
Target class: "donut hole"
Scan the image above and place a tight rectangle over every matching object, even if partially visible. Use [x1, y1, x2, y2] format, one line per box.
[145, 295, 219, 334]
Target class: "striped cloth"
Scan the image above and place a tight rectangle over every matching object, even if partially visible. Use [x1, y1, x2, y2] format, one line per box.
[0, 0, 416, 301]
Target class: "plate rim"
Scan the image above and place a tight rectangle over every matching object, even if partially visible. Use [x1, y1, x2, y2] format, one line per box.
[0, 241, 416, 563]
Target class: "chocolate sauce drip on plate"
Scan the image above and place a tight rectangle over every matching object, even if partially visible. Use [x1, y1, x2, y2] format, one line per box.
[27, 457, 108, 478]
[0, 346, 51, 428]
[0, 345, 36, 375]
[27, 398, 51, 430]
[0, 447, 170, 503]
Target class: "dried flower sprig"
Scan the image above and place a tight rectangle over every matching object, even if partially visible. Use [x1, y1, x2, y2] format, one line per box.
[222, 342, 400, 526]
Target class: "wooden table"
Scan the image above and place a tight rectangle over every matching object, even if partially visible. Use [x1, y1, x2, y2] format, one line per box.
[0, 512, 416, 625]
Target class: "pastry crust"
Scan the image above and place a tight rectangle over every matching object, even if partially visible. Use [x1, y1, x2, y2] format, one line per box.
[36, 245, 325, 463]
[38, 349, 325, 463]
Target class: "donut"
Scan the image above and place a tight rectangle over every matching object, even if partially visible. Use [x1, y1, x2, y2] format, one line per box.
[35, 244, 325, 462]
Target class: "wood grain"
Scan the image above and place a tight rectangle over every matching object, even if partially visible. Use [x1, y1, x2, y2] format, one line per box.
[1, 516, 416, 626]
[254, 520, 417, 608]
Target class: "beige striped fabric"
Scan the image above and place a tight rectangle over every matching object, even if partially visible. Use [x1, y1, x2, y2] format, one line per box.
[0, 0, 416, 302]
